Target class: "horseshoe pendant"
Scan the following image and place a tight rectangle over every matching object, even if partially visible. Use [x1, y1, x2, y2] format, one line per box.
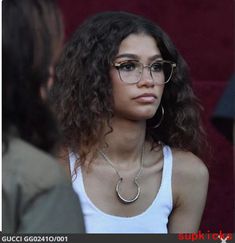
[115, 178, 141, 204]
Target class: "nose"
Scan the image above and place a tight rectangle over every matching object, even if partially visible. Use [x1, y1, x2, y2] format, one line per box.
[137, 66, 154, 87]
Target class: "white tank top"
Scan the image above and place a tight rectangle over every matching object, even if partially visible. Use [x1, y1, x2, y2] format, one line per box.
[69, 145, 173, 233]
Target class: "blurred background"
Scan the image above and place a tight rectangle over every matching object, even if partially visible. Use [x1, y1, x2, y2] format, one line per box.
[58, 0, 234, 232]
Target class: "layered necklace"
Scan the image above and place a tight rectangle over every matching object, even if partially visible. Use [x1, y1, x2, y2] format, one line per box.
[98, 145, 144, 204]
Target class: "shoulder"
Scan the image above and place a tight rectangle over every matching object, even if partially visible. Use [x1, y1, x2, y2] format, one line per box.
[171, 148, 209, 181]
[170, 149, 209, 203]
[3, 137, 68, 189]
[167, 148, 209, 232]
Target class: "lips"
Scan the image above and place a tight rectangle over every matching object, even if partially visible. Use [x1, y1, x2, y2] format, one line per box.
[133, 93, 157, 99]
[133, 93, 157, 103]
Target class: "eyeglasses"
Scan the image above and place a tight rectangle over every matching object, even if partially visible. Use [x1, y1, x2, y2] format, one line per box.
[113, 60, 176, 85]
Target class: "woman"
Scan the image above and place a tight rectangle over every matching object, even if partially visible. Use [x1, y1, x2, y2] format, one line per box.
[2, 0, 85, 233]
[51, 11, 209, 233]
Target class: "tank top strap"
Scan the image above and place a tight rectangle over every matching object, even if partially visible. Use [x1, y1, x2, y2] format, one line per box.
[159, 145, 173, 201]
[69, 152, 82, 190]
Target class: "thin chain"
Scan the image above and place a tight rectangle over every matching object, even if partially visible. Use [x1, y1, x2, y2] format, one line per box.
[98, 145, 145, 204]
[98, 145, 144, 181]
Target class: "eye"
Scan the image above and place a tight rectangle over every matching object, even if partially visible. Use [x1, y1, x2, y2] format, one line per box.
[151, 62, 164, 72]
[117, 61, 138, 72]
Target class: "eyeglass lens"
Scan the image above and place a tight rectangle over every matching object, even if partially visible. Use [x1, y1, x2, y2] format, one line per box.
[117, 61, 174, 84]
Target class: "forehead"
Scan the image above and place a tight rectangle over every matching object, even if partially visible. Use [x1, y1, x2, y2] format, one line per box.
[117, 33, 161, 58]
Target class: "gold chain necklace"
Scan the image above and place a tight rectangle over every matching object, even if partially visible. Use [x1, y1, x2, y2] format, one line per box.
[98, 145, 144, 204]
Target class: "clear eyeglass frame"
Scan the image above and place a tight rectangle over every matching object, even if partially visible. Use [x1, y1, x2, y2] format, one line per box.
[113, 60, 177, 85]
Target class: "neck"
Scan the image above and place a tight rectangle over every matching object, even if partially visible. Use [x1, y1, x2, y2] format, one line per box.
[100, 117, 146, 166]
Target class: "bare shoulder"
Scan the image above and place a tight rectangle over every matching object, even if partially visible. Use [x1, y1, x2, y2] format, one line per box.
[171, 149, 209, 201]
[168, 149, 209, 232]
[171, 149, 209, 181]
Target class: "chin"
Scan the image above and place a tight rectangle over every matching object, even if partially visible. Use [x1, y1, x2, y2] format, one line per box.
[115, 106, 157, 121]
[131, 111, 157, 121]
[142, 113, 156, 120]
[137, 107, 157, 120]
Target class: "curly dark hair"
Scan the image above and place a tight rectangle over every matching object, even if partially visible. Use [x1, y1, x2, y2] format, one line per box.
[51, 11, 207, 167]
[2, 0, 64, 154]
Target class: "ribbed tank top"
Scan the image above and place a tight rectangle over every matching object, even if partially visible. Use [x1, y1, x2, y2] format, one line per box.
[69, 145, 173, 233]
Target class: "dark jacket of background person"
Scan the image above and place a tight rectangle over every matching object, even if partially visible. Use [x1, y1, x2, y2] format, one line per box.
[211, 74, 235, 143]
[2, 0, 85, 233]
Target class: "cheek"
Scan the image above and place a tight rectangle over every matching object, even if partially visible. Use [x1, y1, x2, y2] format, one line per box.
[156, 85, 165, 101]
[111, 77, 134, 116]
[112, 83, 130, 108]
[111, 70, 129, 103]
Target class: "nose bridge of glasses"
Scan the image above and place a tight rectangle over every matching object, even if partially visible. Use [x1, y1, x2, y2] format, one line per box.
[139, 64, 154, 80]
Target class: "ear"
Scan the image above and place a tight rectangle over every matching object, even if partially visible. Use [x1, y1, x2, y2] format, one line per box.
[40, 66, 54, 101]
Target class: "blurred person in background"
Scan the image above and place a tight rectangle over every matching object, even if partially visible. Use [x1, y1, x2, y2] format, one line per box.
[2, 0, 85, 233]
[211, 74, 235, 144]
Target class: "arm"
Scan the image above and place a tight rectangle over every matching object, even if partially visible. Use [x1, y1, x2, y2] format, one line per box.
[168, 151, 209, 233]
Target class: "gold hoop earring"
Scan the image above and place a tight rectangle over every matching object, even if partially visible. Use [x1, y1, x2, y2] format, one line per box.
[153, 105, 164, 128]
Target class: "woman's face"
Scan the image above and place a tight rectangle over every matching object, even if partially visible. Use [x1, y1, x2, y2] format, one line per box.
[110, 33, 165, 121]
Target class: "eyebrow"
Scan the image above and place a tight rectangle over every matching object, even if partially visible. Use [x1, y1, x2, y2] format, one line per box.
[114, 53, 163, 62]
